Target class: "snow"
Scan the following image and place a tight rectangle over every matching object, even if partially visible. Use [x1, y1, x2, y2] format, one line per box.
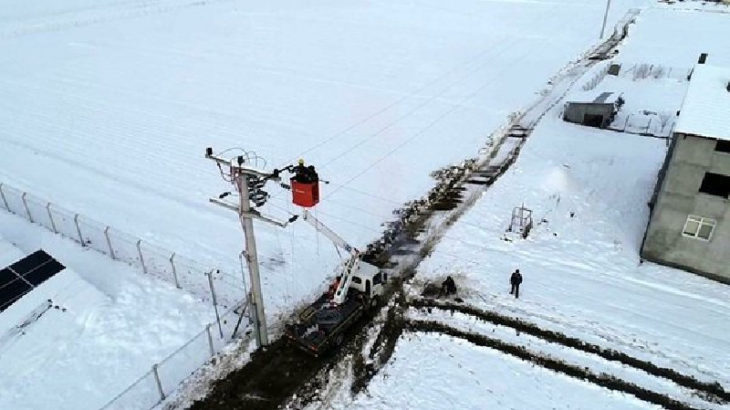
[567, 90, 623, 104]
[2, 0, 726, 408]
[347, 333, 656, 410]
[412, 112, 730, 388]
[324, 6, 730, 409]
[0, 234, 25, 268]
[674, 64, 730, 141]
[0, 0, 649, 327]
[619, 7, 730, 68]
[407, 307, 726, 409]
[0, 212, 215, 410]
[0, 255, 108, 340]
[411, 13, 730, 392]
[566, 61, 688, 136]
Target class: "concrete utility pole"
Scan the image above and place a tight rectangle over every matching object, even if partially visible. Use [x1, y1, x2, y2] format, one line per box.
[205, 148, 293, 348]
[599, 0, 612, 39]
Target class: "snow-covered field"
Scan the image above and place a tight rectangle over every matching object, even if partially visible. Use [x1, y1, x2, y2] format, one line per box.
[0, 212, 214, 410]
[339, 6, 730, 408]
[0, 0, 648, 322]
[2, 0, 728, 409]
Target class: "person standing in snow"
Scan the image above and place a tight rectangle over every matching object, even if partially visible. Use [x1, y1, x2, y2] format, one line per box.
[510, 269, 523, 299]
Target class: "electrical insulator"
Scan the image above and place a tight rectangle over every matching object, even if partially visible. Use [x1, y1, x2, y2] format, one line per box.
[247, 176, 265, 191]
[251, 190, 269, 207]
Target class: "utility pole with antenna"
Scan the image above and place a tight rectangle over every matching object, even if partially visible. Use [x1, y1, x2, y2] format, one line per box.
[204, 147, 297, 348]
[599, 0, 612, 39]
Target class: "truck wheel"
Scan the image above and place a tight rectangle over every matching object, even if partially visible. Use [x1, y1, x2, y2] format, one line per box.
[334, 334, 344, 347]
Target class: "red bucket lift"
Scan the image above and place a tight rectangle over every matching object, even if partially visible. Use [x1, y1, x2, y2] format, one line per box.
[290, 160, 319, 208]
[291, 179, 319, 207]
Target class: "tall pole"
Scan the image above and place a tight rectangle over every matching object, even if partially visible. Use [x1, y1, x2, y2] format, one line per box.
[205, 147, 293, 349]
[599, 0, 612, 39]
[237, 173, 269, 347]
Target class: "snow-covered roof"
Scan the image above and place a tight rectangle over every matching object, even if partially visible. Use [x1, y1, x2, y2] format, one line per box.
[0, 261, 108, 338]
[0, 236, 24, 269]
[675, 64, 730, 141]
[567, 91, 623, 105]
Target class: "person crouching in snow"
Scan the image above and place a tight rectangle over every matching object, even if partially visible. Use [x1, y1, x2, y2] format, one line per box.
[510, 269, 523, 299]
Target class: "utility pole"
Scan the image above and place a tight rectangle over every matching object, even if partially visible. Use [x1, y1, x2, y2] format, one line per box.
[205, 147, 294, 348]
[599, 0, 612, 39]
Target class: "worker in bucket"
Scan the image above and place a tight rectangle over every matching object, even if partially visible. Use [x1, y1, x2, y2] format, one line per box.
[292, 159, 318, 183]
[509, 269, 523, 299]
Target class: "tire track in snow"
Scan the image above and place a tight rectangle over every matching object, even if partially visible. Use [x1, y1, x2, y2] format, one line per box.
[406, 320, 700, 410]
[410, 298, 730, 405]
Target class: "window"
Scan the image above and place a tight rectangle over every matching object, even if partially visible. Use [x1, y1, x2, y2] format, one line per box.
[682, 215, 716, 241]
[373, 272, 383, 285]
[699, 172, 730, 198]
[716, 140, 730, 153]
[351, 277, 362, 285]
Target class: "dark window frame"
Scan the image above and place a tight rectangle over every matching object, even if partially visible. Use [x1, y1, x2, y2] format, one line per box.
[716, 139, 730, 153]
[373, 272, 383, 285]
[699, 172, 730, 198]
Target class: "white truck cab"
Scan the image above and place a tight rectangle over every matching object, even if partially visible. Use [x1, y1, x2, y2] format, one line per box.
[347, 261, 387, 299]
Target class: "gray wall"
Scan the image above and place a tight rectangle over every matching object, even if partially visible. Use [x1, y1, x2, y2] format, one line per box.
[642, 133, 730, 282]
[563, 102, 614, 127]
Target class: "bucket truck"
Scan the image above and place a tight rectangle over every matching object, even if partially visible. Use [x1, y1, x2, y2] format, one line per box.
[284, 209, 386, 356]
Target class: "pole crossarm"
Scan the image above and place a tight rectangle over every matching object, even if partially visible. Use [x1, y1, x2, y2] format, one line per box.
[208, 198, 291, 228]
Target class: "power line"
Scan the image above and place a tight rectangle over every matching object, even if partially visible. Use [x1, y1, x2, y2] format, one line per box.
[276, 37, 519, 170]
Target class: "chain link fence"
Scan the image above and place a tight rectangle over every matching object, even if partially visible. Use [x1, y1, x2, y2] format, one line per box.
[622, 63, 692, 82]
[0, 182, 246, 308]
[100, 301, 249, 410]
[0, 182, 253, 409]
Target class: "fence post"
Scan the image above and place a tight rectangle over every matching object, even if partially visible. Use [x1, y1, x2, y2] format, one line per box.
[206, 324, 215, 357]
[74, 214, 85, 246]
[152, 364, 165, 401]
[136, 240, 148, 273]
[104, 226, 116, 260]
[207, 270, 224, 338]
[46, 203, 58, 234]
[0, 183, 9, 211]
[169, 253, 181, 289]
[21, 192, 33, 222]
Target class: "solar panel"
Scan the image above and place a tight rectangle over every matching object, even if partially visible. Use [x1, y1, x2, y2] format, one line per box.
[0, 250, 65, 313]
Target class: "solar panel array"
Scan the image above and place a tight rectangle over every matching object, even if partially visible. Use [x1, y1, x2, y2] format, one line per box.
[0, 250, 65, 313]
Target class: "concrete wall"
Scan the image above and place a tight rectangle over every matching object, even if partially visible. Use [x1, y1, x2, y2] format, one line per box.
[563, 103, 614, 127]
[642, 133, 730, 282]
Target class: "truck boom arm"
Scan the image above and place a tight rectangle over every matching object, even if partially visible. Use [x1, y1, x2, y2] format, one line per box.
[301, 209, 361, 305]
[302, 210, 359, 257]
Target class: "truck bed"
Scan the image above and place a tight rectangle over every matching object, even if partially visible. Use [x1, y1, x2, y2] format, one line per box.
[285, 292, 366, 355]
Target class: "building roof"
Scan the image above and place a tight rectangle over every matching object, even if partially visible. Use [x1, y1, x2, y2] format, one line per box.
[567, 91, 622, 105]
[675, 64, 730, 141]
